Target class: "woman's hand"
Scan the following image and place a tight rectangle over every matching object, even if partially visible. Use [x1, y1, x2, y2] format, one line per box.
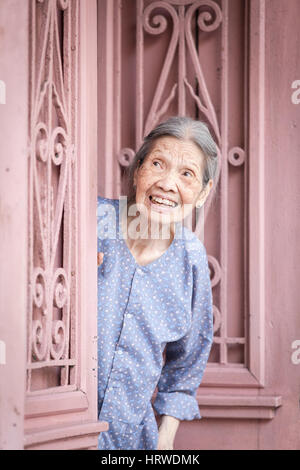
[157, 415, 180, 450]
[98, 251, 104, 266]
[157, 429, 175, 450]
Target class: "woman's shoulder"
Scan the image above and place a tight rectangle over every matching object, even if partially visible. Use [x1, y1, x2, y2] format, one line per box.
[97, 196, 120, 218]
[97, 195, 119, 207]
[178, 225, 208, 265]
[97, 196, 120, 241]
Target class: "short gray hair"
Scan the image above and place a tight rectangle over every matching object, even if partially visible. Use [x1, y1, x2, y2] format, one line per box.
[126, 116, 218, 205]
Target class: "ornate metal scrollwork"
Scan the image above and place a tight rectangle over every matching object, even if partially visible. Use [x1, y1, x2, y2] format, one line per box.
[28, 0, 78, 391]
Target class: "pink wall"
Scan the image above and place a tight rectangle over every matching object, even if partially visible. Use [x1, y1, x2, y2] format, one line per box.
[174, 0, 300, 450]
[0, 0, 107, 450]
[0, 0, 299, 450]
[0, 0, 29, 450]
[23, 0, 107, 449]
[97, 0, 300, 450]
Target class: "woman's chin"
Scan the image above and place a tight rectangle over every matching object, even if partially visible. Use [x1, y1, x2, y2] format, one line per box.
[135, 199, 183, 230]
[147, 208, 182, 229]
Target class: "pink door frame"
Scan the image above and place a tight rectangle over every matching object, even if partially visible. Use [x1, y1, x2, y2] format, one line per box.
[1, 0, 299, 451]
[97, 0, 300, 450]
[98, 0, 281, 417]
[0, 0, 107, 450]
[0, 0, 29, 450]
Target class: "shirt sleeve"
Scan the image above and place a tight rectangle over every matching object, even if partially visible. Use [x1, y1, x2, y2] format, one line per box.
[153, 243, 214, 421]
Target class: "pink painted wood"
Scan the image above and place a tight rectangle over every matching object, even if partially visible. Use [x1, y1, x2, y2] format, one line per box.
[97, 0, 300, 449]
[98, 0, 278, 404]
[1, 0, 299, 451]
[0, 0, 29, 450]
[23, 0, 107, 449]
[0, 0, 109, 450]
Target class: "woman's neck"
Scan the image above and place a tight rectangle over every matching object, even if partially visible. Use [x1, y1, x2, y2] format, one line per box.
[120, 204, 176, 254]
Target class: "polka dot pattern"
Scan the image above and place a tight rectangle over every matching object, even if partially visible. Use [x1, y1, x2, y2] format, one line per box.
[97, 196, 213, 450]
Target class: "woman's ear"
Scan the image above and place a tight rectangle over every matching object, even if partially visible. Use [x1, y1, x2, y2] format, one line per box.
[196, 179, 214, 207]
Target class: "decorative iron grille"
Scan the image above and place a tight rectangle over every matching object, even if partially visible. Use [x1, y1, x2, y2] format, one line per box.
[27, 0, 79, 393]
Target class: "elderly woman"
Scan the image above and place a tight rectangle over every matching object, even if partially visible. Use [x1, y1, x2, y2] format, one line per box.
[97, 116, 218, 450]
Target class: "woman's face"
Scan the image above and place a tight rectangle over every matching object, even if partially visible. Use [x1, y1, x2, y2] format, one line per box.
[133, 135, 213, 229]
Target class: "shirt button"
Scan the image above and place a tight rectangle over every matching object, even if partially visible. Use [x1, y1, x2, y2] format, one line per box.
[136, 267, 144, 275]
[117, 349, 123, 354]
[125, 313, 133, 319]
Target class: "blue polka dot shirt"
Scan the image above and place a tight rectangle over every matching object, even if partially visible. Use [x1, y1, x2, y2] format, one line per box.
[97, 196, 213, 450]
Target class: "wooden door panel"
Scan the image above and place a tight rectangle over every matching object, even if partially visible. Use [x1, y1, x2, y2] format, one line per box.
[24, 0, 107, 449]
[97, 0, 282, 423]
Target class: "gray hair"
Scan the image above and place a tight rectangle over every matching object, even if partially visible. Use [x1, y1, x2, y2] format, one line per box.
[126, 116, 218, 205]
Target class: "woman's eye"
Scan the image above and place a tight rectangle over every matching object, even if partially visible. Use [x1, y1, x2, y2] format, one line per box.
[153, 160, 161, 168]
[183, 170, 193, 177]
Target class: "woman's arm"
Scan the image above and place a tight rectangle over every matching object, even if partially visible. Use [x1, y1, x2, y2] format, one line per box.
[153, 242, 213, 439]
[157, 415, 180, 450]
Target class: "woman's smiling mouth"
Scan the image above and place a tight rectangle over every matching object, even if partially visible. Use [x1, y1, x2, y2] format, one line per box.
[149, 194, 179, 210]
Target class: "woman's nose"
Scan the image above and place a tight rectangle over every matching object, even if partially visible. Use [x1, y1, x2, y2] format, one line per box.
[156, 170, 178, 192]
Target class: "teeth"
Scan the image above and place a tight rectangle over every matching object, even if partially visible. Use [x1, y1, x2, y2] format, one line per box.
[151, 195, 177, 207]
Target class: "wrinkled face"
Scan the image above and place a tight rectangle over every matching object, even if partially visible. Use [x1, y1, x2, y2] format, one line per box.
[133, 135, 211, 228]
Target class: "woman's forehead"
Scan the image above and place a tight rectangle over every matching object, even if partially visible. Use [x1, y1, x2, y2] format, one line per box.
[148, 136, 204, 165]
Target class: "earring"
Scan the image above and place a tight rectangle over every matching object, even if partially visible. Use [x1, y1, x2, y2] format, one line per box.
[196, 201, 203, 208]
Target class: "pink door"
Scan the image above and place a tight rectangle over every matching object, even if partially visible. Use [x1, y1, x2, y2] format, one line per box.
[97, 0, 300, 450]
[0, 0, 107, 450]
[1, 0, 299, 451]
